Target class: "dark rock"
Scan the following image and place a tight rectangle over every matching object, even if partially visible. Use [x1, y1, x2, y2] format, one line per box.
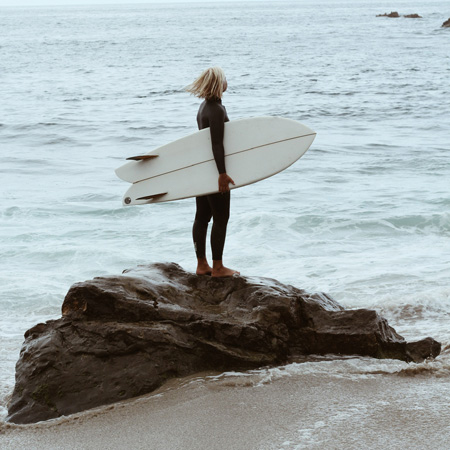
[404, 14, 422, 19]
[7, 263, 441, 424]
[405, 337, 441, 361]
[377, 12, 400, 18]
[442, 18, 450, 28]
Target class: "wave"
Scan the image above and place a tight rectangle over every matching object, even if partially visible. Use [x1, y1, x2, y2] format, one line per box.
[284, 212, 450, 236]
[135, 89, 183, 98]
[368, 287, 450, 324]
[199, 353, 450, 387]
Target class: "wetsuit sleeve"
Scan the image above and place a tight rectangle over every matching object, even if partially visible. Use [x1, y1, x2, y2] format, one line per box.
[209, 105, 226, 174]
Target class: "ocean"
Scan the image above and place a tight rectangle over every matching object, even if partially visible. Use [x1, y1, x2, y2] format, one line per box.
[1, 0, 449, 448]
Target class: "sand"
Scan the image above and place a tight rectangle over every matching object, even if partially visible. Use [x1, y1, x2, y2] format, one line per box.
[1, 368, 449, 450]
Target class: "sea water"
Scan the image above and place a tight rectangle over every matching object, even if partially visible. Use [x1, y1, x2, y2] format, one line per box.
[1, 0, 449, 446]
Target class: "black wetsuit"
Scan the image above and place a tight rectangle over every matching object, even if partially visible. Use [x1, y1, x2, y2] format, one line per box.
[192, 98, 230, 261]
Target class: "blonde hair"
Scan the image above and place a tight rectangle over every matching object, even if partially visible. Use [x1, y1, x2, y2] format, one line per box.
[185, 67, 226, 100]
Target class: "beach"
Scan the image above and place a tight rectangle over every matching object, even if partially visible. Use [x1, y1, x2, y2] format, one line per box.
[3, 362, 450, 449]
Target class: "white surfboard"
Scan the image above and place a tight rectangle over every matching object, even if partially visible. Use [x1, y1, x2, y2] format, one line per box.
[115, 116, 316, 206]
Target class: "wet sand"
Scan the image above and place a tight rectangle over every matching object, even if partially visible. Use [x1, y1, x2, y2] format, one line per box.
[2, 369, 449, 450]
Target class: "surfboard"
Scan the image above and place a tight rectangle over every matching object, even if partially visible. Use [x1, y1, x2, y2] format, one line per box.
[115, 116, 316, 206]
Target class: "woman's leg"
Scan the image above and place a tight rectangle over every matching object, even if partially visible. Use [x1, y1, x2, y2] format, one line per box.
[193, 196, 213, 275]
[207, 192, 239, 277]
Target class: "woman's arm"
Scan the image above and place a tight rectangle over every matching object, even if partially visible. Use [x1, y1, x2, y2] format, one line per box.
[208, 105, 235, 192]
[208, 104, 227, 175]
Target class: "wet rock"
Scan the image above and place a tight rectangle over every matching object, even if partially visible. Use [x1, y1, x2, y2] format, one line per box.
[7, 263, 441, 424]
[405, 337, 441, 362]
[404, 14, 422, 19]
[377, 12, 400, 18]
[442, 18, 450, 28]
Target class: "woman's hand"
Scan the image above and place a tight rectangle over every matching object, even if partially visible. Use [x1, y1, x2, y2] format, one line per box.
[218, 173, 235, 193]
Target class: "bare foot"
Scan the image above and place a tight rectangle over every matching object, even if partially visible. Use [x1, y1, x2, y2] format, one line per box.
[196, 259, 212, 276]
[211, 265, 240, 278]
[196, 268, 212, 276]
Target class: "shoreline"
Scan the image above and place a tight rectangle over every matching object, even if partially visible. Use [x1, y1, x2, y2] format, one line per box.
[2, 366, 450, 449]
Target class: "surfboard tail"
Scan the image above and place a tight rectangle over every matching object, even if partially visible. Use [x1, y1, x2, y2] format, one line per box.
[123, 192, 168, 206]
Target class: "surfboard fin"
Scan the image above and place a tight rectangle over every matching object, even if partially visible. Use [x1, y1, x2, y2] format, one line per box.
[126, 154, 159, 161]
[135, 192, 168, 201]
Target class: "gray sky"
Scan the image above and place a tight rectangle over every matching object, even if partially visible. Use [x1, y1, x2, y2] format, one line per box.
[1, 0, 252, 6]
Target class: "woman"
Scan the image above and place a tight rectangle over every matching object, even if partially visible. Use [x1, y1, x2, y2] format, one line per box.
[186, 67, 239, 277]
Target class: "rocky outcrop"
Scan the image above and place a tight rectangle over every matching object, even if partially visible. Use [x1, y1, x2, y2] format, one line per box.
[442, 18, 450, 27]
[7, 263, 441, 424]
[377, 12, 400, 18]
[376, 12, 422, 19]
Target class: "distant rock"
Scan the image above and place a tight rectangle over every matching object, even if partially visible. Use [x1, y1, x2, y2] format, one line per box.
[7, 263, 441, 424]
[377, 12, 400, 18]
[404, 14, 422, 19]
[442, 18, 450, 27]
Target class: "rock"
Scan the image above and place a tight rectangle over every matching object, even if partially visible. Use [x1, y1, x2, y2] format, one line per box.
[404, 14, 422, 19]
[442, 18, 450, 27]
[377, 12, 400, 18]
[7, 263, 441, 424]
[405, 337, 441, 363]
